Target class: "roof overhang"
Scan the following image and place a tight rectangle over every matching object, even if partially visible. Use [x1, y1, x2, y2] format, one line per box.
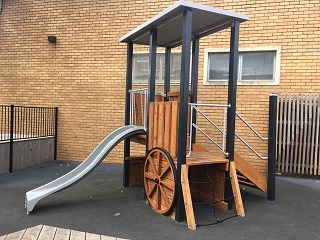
[119, 1, 249, 47]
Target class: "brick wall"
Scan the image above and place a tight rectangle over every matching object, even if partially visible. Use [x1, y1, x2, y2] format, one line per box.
[0, 0, 319, 172]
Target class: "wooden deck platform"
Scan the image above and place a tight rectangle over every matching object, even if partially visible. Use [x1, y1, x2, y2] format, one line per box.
[0, 225, 128, 240]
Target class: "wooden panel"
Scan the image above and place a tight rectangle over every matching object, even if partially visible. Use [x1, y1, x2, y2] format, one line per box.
[181, 164, 196, 230]
[277, 94, 320, 176]
[134, 94, 143, 126]
[164, 102, 172, 152]
[153, 102, 159, 149]
[158, 102, 165, 148]
[148, 103, 154, 149]
[54, 228, 71, 240]
[85, 233, 101, 240]
[5, 229, 26, 240]
[170, 101, 179, 158]
[234, 152, 267, 192]
[38, 225, 56, 240]
[229, 161, 245, 217]
[22, 225, 43, 240]
[70, 230, 85, 240]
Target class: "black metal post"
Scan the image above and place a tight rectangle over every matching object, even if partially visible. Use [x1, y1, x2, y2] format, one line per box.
[164, 46, 171, 100]
[267, 93, 278, 201]
[190, 36, 199, 144]
[123, 42, 133, 187]
[148, 28, 157, 104]
[54, 107, 58, 160]
[9, 105, 14, 173]
[145, 28, 157, 155]
[225, 19, 240, 209]
[176, 9, 192, 222]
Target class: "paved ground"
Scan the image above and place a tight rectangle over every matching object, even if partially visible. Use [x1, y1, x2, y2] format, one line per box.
[0, 160, 319, 240]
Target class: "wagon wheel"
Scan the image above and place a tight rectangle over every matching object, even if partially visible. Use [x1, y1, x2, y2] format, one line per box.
[144, 147, 177, 215]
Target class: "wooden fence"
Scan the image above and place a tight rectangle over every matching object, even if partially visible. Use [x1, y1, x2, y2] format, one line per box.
[277, 94, 320, 176]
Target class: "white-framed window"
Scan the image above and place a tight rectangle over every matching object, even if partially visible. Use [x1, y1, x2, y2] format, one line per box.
[133, 51, 181, 84]
[203, 46, 281, 86]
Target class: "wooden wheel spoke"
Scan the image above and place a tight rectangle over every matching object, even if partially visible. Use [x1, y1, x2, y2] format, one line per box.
[159, 184, 170, 207]
[160, 164, 170, 178]
[146, 182, 157, 198]
[160, 179, 174, 191]
[156, 185, 161, 210]
[145, 171, 158, 181]
[147, 156, 157, 175]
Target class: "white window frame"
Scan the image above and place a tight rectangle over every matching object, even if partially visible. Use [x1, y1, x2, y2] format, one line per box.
[203, 46, 281, 86]
[132, 51, 183, 85]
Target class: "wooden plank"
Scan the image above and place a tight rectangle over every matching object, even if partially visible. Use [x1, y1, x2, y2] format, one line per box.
[298, 95, 304, 174]
[310, 95, 317, 175]
[277, 95, 284, 172]
[306, 94, 313, 174]
[229, 161, 245, 217]
[170, 101, 179, 158]
[4, 229, 26, 240]
[181, 164, 196, 230]
[54, 228, 71, 240]
[153, 102, 159, 148]
[302, 95, 308, 174]
[191, 143, 208, 152]
[148, 103, 154, 150]
[21, 225, 43, 240]
[293, 95, 300, 174]
[158, 102, 165, 148]
[86, 232, 101, 240]
[285, 94, 291, 173]
[234, 152, 267, 192]
[281, 95, 288, 173]
[164, 102, 172, 152]
[100, 236, 117, 240]
[315, 95, 320, 175]
[69, 230, 85, 240]
[38, 225, 56, 240]
[289, 94, 295, 173]
[134, 94, 143, 126]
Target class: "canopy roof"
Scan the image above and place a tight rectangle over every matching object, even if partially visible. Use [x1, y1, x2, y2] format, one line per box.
[119, 1, 249, 47]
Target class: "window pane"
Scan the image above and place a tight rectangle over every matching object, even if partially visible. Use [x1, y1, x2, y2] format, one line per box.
[208, 53, 229, 80]
[133, 54, 149, 81]
[171, 53, 181, 81]
[241, 52, 275, 80]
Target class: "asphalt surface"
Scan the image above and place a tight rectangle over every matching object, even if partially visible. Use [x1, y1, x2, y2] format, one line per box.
[0, 160, 320, 240]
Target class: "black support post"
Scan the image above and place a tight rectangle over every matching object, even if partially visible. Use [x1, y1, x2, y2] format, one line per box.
[267, 93, 278, 201]
[225, 19, 240, 209]
[123, 42, 133, 187]
[146, 28, 157, 154]
[164, 46, 171, 100]
[148, 28, 157, 104]
[176, 9, 192, 222]
[54, 107, 58, 160]
[9, 105, 14, 173]
[190, 36, 199, 144]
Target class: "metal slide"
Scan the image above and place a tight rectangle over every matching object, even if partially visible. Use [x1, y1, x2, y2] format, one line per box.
[25, 125, 146, 214]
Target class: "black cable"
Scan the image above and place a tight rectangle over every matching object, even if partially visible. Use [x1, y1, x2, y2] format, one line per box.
[189, 164, 239, 227]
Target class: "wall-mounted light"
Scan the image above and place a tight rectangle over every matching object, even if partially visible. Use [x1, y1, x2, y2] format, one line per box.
[48, 36, 57, 43]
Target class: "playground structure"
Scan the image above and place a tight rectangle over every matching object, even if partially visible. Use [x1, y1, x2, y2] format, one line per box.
[25, 1, 277, 230]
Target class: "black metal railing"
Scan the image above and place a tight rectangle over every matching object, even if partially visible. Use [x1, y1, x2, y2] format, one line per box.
[0, 105, 58, 172]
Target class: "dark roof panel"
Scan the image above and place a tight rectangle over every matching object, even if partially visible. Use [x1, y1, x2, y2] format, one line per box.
[120, 1, 249, 47]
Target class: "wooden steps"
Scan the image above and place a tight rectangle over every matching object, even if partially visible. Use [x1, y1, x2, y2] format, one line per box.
[234, 152, 267, 192]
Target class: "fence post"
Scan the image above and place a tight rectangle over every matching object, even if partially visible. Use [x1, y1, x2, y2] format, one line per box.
[54, 107, 58, 160]
[9, 105, 14, 173]
[267, 93, 278, 201]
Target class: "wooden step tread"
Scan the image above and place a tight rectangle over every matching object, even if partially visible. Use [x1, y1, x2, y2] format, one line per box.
[186, 152, 228, 166]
